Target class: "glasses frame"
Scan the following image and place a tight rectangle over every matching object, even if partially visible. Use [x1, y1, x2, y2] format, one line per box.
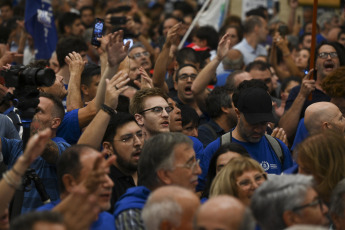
[174, 159, 200, 172]
[139, 106, 174, 115]
[291, 197, 323, 213]
[318, 52, 338, 59]
[236, 173, 267, 190]
[114, 131, 144, 145]
[177, 73, 198, 81]
[129, 51, 150, 59]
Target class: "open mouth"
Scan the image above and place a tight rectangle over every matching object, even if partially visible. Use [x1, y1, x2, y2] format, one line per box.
[324, 61, 335, 70]
[184, 86, 192, 95]
[161, 121, 169, 127]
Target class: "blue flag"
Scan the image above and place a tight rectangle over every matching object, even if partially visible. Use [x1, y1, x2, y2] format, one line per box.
[24, 0, 58, 60]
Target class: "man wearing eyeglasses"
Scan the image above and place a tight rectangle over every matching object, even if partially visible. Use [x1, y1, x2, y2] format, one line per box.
[129, 87, 172, 139]
[280, 41, 345, 142]
[128, 43, 152, 75]
[251, 174, 329, 229]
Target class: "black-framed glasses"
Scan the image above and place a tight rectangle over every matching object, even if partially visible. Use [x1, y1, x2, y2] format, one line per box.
[175, 159, 200, 172]
[177, 73, 197, 81]
[139, 106, 174, 115]
[291, 197, 323, 212]
[318, 52, 338, 59]
[130, 51, 150, 59]
[114, 131, 144, 145]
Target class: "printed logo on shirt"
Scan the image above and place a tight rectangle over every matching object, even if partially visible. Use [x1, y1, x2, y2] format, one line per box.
[261, 161, 270, 171]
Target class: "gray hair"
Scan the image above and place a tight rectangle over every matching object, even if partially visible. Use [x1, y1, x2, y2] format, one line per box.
[330, 178, 345, 218]
[142, 197, 182, 230]
[128, 42, 145, 53]
[250, 174, 314, 230]
[317, 12, 337, 31]
[239, 208, 256, 230]
[138, 132, 193, 190]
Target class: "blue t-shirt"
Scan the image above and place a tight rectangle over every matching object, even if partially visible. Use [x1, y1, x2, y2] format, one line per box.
[37, 199, 116, 230]
[291, 118, 309, 151]
[215, 70, 232, 87]
[56, 109, 81, 145]
[198, 135, 293, 191]
[1, 137, 70, 213]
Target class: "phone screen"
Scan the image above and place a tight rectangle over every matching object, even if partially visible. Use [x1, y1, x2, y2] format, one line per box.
[123, 38, 133, 48]
[91, 18, 104, 47]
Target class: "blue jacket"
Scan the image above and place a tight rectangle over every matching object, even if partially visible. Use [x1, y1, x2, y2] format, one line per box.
[113, 186, 151, 218]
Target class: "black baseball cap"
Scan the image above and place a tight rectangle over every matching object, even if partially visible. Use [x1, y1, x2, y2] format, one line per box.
[237, 87, 276, 124]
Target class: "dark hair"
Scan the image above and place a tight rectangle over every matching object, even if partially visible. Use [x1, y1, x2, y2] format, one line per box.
[56, 36, 88, 67]
[232, 79, 268, 108]
[159, 14, 183, 36]
[219, 25, 243, 42]
[245, 60, 270, 72]
[0, 0, 12, 9]
[10, 211, 64, 230]
[105, 6, 131, 15]
[57, 145, 95, 193]
[314, 41, 345, 67]
[173, 1, 195, 16]
[138, 132, 193, 189]
[58, 12, 81, 35]
[39, 92, 65, 121]
[243, 15, 264, 34]
[206, 86, 233, 119]
[179, 104, 199, 127]
[175, 64, 198, 82]
[81, 63, 101, 86]
[246, 8, 267, 20]
[79, 6, 95, 15]
[195, 25, 219, 50]
[298, 32, 311, 45]
[201, 143, 250, 199]
[280, 76, 301, 92]
[337, 29, 345, 40]
[102, 112, 138, 143]
[176, 47, 198, 66]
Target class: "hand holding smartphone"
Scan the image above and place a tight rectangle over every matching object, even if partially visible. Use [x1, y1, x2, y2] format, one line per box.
[91, 18, 105, 47]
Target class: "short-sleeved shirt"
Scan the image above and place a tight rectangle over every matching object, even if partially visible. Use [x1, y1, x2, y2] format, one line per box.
[1, 137, 70, 213]
[233, 39, 268, 65]
[56, 109, 81, 145]
[284, 86, 330, 119]
[198, 134, 293, 191]
[37, 199, 116, 230]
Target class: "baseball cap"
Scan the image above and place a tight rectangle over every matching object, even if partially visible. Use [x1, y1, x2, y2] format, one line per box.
[236, 87, 276, 124]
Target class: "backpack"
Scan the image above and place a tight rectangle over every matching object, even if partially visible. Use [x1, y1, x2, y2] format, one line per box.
[220, 131, 284, 166]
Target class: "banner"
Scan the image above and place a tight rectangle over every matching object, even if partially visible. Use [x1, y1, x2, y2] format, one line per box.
[197, 0, 229, 31]
[24, 0, 58, 60]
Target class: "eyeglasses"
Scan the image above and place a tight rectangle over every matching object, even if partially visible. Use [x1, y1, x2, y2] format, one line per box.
[130, 51, 150, 59]
[318, 52, 338, 59]
[175, 159, 200, 172]
[177, 74, 197, 81]
[114, 131, 143, 145]
[237, 173, 267, 190]
[292, 197, 324, 212]
[139, 106, 174, 115]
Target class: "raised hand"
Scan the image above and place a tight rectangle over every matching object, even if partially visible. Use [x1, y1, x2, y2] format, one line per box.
[65, 51, 85, 77]
[106, 30, 130, 67]
[104, 71, 130, 109]
[216, 33, 231, 61]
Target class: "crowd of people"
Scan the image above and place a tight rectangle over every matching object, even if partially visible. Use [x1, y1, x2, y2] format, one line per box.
[1, 0, 345, 229]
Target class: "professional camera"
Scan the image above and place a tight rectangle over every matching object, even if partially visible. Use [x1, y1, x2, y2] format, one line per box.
[1, 65, 55, 88]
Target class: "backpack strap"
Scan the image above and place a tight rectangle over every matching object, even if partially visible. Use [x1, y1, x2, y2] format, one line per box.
[264, 134, 284, 166]
[220, 131, 232, 146]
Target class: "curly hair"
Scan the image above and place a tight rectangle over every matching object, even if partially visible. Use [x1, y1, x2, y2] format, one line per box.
[321, 66, 345, 98]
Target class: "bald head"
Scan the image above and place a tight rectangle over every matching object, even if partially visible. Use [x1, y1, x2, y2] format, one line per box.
[304, 102, 345, 135]
[194, 195, 255, 230]
[142, 185, 200, 230]
[222, 49, 244, 71]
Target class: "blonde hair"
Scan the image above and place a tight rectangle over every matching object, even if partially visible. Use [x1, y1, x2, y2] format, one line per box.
[209, 156, 265, 198]
[296, 130, 345, 203]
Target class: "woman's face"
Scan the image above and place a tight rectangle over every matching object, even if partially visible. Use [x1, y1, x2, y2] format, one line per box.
[281, 80, 300, 101]
[295, 49, 310, 70]
[216, 151, 241, 174]
[226, 27, 240, 48]
[235, 170, 266, 206]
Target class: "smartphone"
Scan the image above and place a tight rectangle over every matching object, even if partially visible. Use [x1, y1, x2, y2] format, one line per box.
[278, 25, 288, 37]
[123, 38, 133, 48]
[110, 16, 127, 25]
[91, 18, 105, 47]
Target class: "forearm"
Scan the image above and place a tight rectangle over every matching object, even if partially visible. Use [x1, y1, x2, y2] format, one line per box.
[287, 7, 296, 34]
[152, 44, 170, 90]
[278, 94, 306, 139]
[77, 110, 111, 149]
[192, 57, 221, 96]
[94, 64, 117, 109]
[66, 72, 83, 111]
